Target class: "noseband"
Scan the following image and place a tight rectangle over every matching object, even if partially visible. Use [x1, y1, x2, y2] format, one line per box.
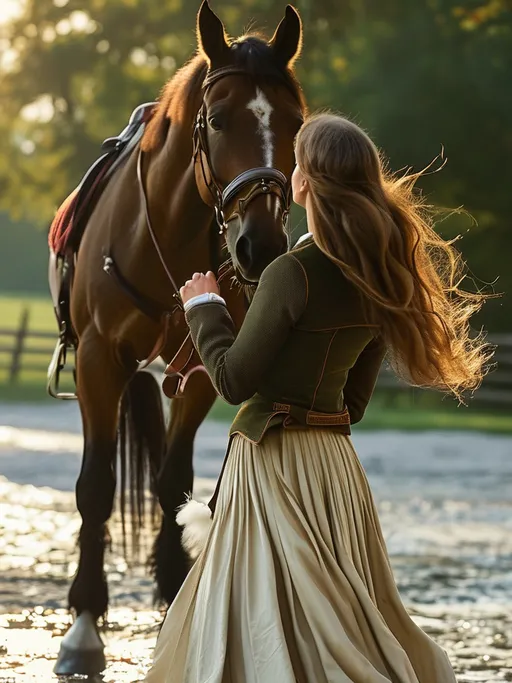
[193, 66, 293, 235]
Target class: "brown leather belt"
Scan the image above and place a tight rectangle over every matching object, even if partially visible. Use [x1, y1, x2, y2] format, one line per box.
[272, 402, 351, 426]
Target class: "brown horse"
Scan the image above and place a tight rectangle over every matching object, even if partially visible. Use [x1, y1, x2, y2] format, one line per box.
[49, 1, 306, 675]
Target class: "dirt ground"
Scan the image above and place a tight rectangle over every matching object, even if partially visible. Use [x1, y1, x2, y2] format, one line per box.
[1, 403, 511, 681]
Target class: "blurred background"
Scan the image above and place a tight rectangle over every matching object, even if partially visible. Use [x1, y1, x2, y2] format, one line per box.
[0, 0, 510, 422]
[0, 2, 511, 681]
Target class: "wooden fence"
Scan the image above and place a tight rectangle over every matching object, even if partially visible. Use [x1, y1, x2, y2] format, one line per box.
[0, 308, 64, 384]
[1, 308, 512, 406]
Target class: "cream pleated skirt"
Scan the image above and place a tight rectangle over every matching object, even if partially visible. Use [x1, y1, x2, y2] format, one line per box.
[145, 428, 457, 683]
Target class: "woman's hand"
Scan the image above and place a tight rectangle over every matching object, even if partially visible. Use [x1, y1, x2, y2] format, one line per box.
[180, 271, 220, 305]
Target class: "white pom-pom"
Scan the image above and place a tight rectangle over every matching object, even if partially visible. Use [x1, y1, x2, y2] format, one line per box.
[176, 496, 213, 560]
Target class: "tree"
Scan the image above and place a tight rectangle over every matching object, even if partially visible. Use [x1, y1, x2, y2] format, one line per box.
[0, 0, 510, 326]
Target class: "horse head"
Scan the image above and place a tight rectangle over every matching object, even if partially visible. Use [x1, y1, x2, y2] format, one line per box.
[194, 1, 306, 283]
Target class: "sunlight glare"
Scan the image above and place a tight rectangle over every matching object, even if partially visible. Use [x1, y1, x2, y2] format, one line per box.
[0, 0, 24, 25]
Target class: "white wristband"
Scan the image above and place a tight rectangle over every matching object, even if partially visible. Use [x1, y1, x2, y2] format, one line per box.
[184, 292, 227, 312]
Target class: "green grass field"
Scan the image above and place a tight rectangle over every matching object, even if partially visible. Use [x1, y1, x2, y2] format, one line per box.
[0, 292, 57, 386]
[1, 292, 511, 434]
[0, 292, 56, 331]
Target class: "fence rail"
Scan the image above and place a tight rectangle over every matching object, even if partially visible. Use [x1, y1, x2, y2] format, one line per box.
[1, 308, 512, 405]
[0, 310, 67, 384]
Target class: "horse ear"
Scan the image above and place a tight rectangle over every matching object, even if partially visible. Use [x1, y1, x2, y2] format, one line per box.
[270, 5, 303, 68]
[196, 0, 230, 66]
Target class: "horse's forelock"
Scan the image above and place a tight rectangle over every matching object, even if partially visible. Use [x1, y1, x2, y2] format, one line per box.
[230, 36, 302, 99]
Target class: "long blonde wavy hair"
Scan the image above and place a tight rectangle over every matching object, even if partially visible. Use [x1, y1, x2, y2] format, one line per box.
[295, 113, 492, 399]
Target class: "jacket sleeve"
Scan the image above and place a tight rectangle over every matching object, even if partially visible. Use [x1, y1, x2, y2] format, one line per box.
[185, 253, 307, 405]
[343, 335, 387, 424]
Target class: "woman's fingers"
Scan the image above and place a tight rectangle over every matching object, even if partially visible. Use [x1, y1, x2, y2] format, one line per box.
[180, 271, 220, 304]
[205, 271, 220, 294]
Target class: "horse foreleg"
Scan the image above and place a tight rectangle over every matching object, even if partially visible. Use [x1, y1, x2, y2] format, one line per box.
[152, 371, 217, 604]
[55, 326, 129, 676]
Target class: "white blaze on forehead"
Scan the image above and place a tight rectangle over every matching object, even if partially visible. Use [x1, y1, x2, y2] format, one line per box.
[247, 88, 274, 167]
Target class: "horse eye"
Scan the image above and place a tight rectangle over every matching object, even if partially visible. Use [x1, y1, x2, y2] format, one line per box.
[208, 115, 222, 131]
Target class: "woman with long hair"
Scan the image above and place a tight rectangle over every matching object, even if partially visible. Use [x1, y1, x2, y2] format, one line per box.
[145, 113, 490, 682]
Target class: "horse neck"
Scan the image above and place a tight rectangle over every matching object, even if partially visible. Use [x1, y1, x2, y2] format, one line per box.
[143, 127, 213, 252]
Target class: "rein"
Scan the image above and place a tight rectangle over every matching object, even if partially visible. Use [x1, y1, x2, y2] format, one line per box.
[136, 149, 183, 308]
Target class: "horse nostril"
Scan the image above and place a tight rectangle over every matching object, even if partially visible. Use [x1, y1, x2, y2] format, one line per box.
[235, 234, 253, 271]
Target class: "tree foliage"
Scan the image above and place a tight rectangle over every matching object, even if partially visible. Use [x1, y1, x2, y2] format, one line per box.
[0, 0, 510, 326]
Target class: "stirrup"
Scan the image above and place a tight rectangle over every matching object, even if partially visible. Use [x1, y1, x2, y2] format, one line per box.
[47, 336, 77, 400]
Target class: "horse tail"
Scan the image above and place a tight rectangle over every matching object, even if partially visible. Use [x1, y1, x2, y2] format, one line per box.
[118, 371, 165, 560]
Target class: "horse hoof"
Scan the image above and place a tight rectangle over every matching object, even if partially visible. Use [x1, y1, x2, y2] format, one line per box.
[54, 611, 106, 676]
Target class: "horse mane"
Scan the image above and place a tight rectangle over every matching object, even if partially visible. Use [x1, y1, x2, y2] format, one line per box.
[141, 56, 207, 151]
[142, 34, 306, 152]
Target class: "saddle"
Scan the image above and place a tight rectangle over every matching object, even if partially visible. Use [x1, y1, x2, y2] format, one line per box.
[47, 103, 155, 397]
[49, 102, 155, 258]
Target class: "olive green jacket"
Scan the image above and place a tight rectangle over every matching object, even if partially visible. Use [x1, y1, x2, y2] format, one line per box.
[185, 236, 386, 443]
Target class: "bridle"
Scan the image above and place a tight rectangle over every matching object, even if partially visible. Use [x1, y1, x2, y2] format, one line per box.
[193, 65, 294, 234]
